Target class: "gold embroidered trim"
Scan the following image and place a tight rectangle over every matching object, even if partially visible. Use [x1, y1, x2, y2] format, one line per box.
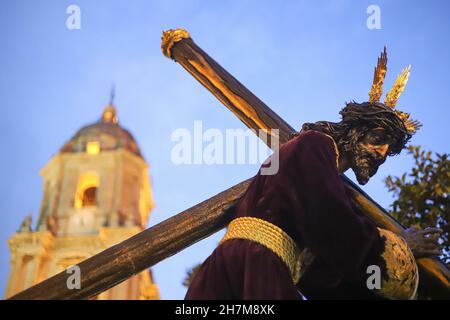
[323, 133, 340, 169]
[220, 217, 302, 284]
[377, 228, 419, 300]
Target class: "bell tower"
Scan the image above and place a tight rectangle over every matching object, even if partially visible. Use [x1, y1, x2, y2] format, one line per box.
[5, 98, 159, 299]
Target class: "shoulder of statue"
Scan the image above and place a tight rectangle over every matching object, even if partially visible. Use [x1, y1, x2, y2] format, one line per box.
[294, 130, 340, 168]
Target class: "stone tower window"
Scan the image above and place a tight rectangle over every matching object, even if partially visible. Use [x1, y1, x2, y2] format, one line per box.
[74, 172, 99, 209]
[86, 141, 100, 155]
[82, 187, 97, 207]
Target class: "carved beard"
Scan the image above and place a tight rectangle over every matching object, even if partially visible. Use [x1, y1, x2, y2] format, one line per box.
[351, 144, 384, 185]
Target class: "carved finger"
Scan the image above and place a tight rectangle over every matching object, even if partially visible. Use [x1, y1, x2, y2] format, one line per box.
[420, 228, 443, 235]
[424, 234, 440, 242]
[424, 243, 440, 250]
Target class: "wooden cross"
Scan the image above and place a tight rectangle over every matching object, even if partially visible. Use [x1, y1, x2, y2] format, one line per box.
[11, 28, 449, 300]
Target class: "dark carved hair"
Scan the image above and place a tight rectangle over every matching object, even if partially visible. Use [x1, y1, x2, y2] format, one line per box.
[296, 101, 412, 156]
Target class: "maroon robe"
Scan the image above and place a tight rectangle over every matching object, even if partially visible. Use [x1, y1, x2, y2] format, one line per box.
[185, 130, 388, 299]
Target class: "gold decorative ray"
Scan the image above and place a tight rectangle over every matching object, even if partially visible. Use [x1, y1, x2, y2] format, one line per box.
[396, 110, 422, 135]
[385, 65, 411, 109]
[369, 46, 388, 103]
[404, 119, 422, 134]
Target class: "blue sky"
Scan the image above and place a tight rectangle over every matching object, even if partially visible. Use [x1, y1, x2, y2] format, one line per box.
[0, 0, 449, 299]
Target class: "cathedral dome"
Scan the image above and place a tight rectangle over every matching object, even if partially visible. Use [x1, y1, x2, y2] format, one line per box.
[60, 104, 143, 158]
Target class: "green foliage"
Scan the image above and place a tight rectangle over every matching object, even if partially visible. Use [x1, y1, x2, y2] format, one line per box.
[385, 145, 449, 264]
[183, 264, 201, 288]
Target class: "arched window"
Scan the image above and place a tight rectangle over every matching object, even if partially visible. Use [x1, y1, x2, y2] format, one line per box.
[74, 172, 99, 209]
[81, 187, 97, 207]
[86, 141, 100, 155]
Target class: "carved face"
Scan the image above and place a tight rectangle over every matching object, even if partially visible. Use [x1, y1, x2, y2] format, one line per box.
[351, 128, 397, 185]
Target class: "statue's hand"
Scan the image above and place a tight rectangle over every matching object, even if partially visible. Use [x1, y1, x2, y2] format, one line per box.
[401, 226, 442, 258]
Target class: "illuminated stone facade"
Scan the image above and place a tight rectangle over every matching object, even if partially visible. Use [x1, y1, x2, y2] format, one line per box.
[4, 103, 159, 299]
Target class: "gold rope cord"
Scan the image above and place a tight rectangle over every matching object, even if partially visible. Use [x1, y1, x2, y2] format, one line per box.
[220, 217, 302, 284]
[323, 133, 340, 169]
